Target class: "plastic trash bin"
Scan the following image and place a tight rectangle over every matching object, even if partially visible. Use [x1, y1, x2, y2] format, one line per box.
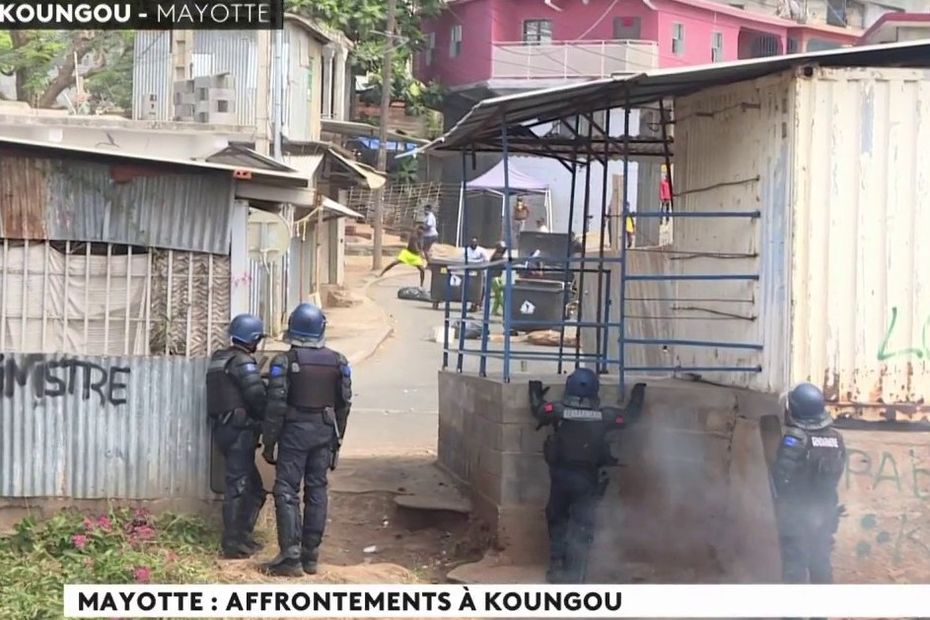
[428, 259, 484, 310]
[508, 278, 568, 333]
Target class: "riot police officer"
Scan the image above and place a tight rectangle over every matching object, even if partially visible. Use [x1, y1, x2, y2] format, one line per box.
[529, 369, 646, 584]
[206, 313, 268, 559]
[772, 382, 846, 584]
[260, 303, 352, 576]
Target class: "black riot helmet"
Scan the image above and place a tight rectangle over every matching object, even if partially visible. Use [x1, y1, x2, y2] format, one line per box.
[285, 303, 327, 347]
[786, 382, 832, 431]
[563, 368, 600, 408]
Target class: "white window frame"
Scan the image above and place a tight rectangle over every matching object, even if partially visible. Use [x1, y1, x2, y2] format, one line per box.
[450, 25, 462, 58]
[425, 32, 435, 66]
[672, 23, 684, 56]
[711, 31, 723, 62]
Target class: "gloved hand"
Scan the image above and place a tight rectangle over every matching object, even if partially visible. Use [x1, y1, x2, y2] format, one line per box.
[262, 445, 277, 465]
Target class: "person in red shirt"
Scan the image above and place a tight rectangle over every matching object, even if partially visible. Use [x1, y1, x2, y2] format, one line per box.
[659, 170, 672, 224]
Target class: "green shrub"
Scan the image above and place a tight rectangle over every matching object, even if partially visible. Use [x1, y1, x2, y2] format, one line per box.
[0, 508, 220, 620]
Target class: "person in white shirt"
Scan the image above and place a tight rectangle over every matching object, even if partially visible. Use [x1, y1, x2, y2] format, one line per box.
[464, 237, 487, 263]
[421, 204, 439, 256]
[536, 218, 549, 233]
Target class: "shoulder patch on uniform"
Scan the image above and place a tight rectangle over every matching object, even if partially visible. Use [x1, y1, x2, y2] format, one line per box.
[783, 435, 802, 447]
[269, 365, 285, 377]
[342, 364, 352, 377]
[242, 362, 258, 373]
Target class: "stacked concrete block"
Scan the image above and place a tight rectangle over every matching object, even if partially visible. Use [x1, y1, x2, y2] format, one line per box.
[173, 74, 236, 124]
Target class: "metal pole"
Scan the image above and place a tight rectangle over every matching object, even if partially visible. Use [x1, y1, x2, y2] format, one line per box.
[456, 150, 471, 373]
[557, 116, 581, 375]
[575, 117, 595, 367]
[619, 93, 631, 394]
[595, 104, 612, 374]
[502, 118, 514, 383]
[372, 0, 397, 271]
[273, 27, 283, 160]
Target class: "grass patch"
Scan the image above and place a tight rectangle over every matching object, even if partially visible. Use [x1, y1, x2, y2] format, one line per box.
[0, 507, 220, 619]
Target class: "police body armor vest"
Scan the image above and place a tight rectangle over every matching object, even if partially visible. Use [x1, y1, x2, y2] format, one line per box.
[205, 349, 247, 418]
[794, 427, 845, 501]
[286, 347, 342, 411]
[549, 400, 605, 468]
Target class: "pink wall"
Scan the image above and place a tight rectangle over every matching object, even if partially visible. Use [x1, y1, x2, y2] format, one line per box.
[415, 0, 798, 86]
[492, 0, 658, 42]
[416, 0, 494, 87]
[652, 0, 786, 66]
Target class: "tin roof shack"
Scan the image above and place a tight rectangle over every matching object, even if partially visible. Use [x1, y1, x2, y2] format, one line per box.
[0, 137, 310, 512]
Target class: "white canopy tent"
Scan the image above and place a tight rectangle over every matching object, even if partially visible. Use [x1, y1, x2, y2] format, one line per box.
[457, 160, 553, 247]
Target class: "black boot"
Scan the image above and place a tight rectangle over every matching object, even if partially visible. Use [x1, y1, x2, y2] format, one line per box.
[301, 546, 319, 575]
[221, 494, 254, 559]
[262, 499, 303, 577]
[546, 557, 567, 584]
[241, 492, 267, 555]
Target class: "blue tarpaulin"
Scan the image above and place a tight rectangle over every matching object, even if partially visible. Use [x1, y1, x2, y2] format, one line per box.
[356, 137, 418, 152]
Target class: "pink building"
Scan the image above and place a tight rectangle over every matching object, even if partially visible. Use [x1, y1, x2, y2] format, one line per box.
[415, 0, 861, 97]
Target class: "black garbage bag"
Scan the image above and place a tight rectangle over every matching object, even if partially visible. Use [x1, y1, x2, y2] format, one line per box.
[397, 286, 431, 302]
[452, 319, 483, 340]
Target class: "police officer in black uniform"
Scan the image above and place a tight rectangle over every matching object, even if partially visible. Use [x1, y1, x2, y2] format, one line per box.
[529, 369, 646, 584]
[206, 313, 268, 559]
[260, 303, 352, 576]
[772, 382, 846, 585]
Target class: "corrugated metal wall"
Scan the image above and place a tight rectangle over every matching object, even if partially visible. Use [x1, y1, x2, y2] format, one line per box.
[0, 153, 235, 255]
[0, 353, 214, 499]
[790, 67, 930, 419]
[132, 31, 173, 121]
[668, 74, 792, 393]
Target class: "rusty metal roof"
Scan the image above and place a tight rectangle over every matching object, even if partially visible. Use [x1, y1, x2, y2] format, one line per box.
[408, 39, 930, 159]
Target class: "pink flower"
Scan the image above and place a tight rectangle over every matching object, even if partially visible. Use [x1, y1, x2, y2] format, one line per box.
[96, 516, 112, 532]
[130, 525, 156, 543]
[71, 534, 88, 550]
[133, 567, 152, 583]
[82, 518, 94, 531]
[133, 508, 151, 522]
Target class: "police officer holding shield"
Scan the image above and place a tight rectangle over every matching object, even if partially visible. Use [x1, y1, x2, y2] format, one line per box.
[772, 382, 846, 585]
[206, 313, 268, 559]
[260, 303, 352, 576]
[529, 369, 646, 584]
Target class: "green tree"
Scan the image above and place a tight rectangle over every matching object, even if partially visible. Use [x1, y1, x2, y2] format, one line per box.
[0, 30, 134, 111]
[286, 0, 445, 112]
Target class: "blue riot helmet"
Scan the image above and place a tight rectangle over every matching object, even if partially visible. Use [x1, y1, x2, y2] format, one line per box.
[285, 303, 327, 346]
[563, 367, 600, 407]
[228, 313, 265, 350]
[786, 382, 831, 430]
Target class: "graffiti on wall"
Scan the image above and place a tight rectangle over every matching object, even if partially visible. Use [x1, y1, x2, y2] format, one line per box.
[877, 306, 930, 361]
[0, 353, 130, 406]
[842, 443, 930, 570]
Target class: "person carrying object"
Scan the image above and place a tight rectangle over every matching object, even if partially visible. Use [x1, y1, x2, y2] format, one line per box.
[529, 371, 647, 584]
[260, 303, 352, 577]
[205, 313, 268, 559]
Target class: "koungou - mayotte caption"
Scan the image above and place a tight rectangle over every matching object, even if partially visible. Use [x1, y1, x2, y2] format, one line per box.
[0, 0, 284, 30]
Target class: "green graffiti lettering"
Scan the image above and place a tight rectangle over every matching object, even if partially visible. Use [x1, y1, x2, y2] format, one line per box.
[845, 448, 872, 490]
[874, 452, 902, 492]
[912, 448, 930, 500]
[877, 307, 930, 361]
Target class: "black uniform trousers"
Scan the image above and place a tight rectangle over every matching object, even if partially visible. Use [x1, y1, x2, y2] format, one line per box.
[213, 421, 264, 546]
[777, 500, 838, 584]
[546, 463, 600, 581]
[272, 414, 336, 552]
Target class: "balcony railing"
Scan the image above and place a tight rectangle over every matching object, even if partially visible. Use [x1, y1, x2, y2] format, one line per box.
[490, 39, 659, 80]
